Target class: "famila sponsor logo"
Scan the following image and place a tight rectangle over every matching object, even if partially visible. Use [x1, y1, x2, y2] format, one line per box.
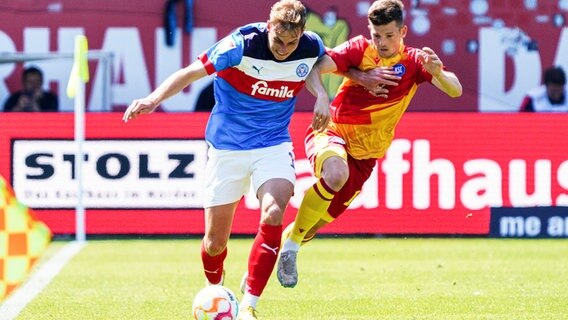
[251, 81, 294, 98]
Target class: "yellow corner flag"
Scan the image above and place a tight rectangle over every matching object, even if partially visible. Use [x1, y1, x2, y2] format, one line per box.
[66, 35, 90, 98]
[0, 176, 52, 301]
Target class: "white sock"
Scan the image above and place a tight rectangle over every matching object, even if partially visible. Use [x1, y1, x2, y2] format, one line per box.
[281, 238, 300, 253]
[240, 293, 259, 309]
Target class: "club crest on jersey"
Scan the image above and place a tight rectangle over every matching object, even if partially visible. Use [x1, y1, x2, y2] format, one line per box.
[296, 63, 309, 77]
[393, 63, 406, 77]
[251, 81, 294, 98]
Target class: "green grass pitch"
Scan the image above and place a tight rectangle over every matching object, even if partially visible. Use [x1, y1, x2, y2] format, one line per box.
[14, 238, 568, 319]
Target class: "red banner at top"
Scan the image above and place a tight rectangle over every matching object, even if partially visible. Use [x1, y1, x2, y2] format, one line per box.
[1, 1, 567, 112]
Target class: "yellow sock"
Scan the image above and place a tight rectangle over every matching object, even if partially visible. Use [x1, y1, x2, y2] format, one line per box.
[301, 233, 316, 246]
[282, 222, 317, 247]
[290, 178, 335, 244]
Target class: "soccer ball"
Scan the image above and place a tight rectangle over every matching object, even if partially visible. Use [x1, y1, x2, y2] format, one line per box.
[192, 285, 239, 320]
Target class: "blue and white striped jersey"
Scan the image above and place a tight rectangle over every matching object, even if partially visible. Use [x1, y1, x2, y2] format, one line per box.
[198, 22, 325, 150]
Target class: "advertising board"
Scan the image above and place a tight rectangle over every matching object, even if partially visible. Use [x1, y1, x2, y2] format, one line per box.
[2, 112, 566, 235]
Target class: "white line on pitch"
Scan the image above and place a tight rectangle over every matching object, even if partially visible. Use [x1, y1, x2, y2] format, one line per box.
[0, 240, 86, 320]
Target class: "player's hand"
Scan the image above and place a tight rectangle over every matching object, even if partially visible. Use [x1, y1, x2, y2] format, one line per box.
[311, 94, 330, 132]
[356, 66, 401, 98]
[418, 47, 443, 77]
[122, 98, 158, 122]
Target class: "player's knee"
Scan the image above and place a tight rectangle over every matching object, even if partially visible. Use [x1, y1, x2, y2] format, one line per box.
[260, 205, 285, 225]
[203, 237, 227, 256]
[322, 161, 349, 191]
[261, 211, 284, 225]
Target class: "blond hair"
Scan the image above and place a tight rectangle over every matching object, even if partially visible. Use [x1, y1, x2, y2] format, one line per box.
[269, 0, 307, 32]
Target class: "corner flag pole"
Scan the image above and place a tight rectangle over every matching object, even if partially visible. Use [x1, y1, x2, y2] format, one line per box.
[67, 35, 90, 242]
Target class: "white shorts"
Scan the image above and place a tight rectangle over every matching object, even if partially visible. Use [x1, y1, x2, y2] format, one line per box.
[204, 142, 296, 208]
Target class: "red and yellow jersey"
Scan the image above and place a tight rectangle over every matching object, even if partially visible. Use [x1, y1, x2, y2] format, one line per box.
[327, 35, 433, 159]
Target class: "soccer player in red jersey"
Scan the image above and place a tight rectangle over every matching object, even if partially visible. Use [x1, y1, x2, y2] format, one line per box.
[277, 0, 463, 288]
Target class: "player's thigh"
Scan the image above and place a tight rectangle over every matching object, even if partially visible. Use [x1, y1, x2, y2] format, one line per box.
[204, 146, 251, 208]
[305, 127, 348, 178]
[251, 143, 295, 209]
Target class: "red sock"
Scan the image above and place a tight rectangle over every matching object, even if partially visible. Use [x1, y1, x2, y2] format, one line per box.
[245, 223, 282, 296]
[201, 241, 227, 285]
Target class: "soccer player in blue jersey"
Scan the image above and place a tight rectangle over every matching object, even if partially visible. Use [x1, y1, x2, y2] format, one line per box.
[123, 1, 330, 319]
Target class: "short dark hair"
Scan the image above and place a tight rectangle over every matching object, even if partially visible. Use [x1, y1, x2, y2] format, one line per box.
[543, 66, 566, 86]
[368, 0, 404, 27]
[23, 66, 44, 81]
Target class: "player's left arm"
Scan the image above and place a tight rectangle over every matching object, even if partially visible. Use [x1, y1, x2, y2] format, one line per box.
[419, 47, 462, 98]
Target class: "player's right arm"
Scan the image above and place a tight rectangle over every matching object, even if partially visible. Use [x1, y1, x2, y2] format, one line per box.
[122, 60, 208, 122]
[305, 55, 338, 131]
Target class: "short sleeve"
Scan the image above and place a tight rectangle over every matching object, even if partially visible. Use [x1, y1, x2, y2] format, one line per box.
[327, 36, 367, 73]
[198, 32, 244, 75]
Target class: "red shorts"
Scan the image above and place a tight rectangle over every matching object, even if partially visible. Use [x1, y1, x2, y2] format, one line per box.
[304, 126, 376, 219]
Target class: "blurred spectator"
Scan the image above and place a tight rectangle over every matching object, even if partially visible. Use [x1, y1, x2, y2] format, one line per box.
[519, 66, 568, 112]
[3, 66, 58, 112]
